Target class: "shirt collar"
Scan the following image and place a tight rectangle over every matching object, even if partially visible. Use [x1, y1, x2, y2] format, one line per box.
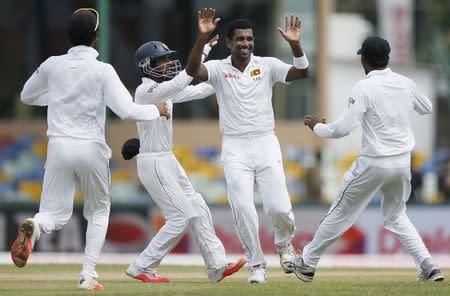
[366, 67, 391, 77]
[224, 54, 256, 70]
[68, 45, 99, 58]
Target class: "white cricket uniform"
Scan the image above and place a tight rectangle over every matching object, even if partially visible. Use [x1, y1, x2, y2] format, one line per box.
[20, 45, 160, 279]
[204, 55, 296, 267]
[303, 68, 433, 270]
[132, 71, 227, 279]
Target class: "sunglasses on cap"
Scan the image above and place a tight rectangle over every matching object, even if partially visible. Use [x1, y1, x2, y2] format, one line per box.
[73, 8, 99, 31]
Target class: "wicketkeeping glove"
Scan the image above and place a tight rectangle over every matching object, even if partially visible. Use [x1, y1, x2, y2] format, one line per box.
[121, 138, 140, 160]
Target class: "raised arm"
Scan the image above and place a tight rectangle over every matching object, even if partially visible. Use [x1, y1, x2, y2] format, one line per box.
[138, 36, 219, 105]
[277, 15, 309, 82]
[186, 8, 220, 77]
[172, 83, 215, 104]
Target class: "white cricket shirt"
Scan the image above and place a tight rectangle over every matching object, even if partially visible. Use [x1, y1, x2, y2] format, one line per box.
[21, 45, 160, 142]
[314, 68, 432, 157]
[204, 55, 291, 136]
[135, 70, 215, 153]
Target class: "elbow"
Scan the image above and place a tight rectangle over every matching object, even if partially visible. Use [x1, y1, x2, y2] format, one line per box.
[20, 91, 33, 105]
[302, 67, 311, 78]
[118, 109, 133, 120]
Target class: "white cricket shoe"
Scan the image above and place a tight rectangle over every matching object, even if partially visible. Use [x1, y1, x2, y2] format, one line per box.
[276, 244, 297, 274]
[77, 276, 104, 290]
[248, 266, 266, 284]
[290, 257, 315, 283]
[418, 258, 444, 282]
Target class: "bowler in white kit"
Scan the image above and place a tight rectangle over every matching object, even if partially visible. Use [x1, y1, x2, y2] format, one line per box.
[295, 36, 444, 283]
[195, 15, 310, 283]
[10, 8, 169, 291]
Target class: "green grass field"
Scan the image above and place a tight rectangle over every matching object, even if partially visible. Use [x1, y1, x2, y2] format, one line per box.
[0, 264, 448, 296]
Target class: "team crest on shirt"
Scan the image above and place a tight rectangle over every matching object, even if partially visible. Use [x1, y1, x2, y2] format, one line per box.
[250, 68, 261, 82]
[250, 68, 261, 77]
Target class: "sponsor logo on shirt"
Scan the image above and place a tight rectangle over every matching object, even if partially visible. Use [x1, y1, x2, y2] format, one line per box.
[223, 73, 240, 80]
[147, 84, 159, 93]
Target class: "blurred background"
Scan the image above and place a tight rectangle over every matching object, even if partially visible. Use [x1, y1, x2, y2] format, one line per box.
[0, 0, 449, 257]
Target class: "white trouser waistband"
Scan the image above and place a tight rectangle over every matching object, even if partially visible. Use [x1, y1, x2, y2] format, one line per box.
[223, 130, 274, 139]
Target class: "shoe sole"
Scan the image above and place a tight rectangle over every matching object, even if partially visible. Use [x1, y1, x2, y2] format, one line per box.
[281, 260, 293, 274]
[249, 280, 266, 284]
[220, 257, 247, 281]
[429, 272, 444, 282]
[125, 271, 169, 283]
[10, 220, 34, 268]
[293, 270, 314, 283]
[78, 283, 104, 290]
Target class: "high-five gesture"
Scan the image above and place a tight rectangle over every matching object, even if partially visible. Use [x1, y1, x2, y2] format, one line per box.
[277, 15, 301, 44]
[280, 14, 309, 81]
[186, 8, 220, 77]
[198, 8, 220, 38]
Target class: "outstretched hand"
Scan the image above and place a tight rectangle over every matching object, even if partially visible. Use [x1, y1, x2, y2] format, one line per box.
[277, 14, 301, 44]
[304, 115, 326, 131]
[208, 34, 219, 47]
[198, 8, 220, 38]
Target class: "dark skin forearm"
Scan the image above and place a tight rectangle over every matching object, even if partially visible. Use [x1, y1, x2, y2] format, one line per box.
[185, 35, 209, 77]
[285, 41, 309, 81]
[289, 40, 304, 58]
[185, 8, 220, 77]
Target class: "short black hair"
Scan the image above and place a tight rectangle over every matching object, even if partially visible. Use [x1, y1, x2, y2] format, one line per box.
[226, 19, 253, 39]
[68, 10, 98, 46]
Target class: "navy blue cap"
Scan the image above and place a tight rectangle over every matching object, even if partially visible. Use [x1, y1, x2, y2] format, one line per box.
[357, 36, 391, 60]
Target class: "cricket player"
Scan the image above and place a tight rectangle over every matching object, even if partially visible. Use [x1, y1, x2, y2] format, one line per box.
[294, 36, 444, 283]
[123, 8, 246, 283]
[195, 15, 310, 283]
[10, 8, 170, 291]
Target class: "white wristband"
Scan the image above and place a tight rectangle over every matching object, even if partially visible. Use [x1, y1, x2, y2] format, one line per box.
[293, 54, 309, 69]
[202, 44, 212, 62]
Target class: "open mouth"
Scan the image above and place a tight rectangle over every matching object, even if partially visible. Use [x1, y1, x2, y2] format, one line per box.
[239, 47, 251, 55]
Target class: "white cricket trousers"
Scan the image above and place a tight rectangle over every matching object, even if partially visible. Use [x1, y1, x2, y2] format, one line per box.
[134, 152, 226, 275]
[221, 131, 296, 267]
[303, 153, 431, 270]
[34, 137, 111, 278]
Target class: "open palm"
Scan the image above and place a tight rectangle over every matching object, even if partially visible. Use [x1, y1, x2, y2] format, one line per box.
[198, 8, 220, 36]
[277, 15, 301, 43]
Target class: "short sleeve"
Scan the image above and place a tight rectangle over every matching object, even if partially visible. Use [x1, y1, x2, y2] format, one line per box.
[267, 57, 291, 85]
[204, 60, 220, 86]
